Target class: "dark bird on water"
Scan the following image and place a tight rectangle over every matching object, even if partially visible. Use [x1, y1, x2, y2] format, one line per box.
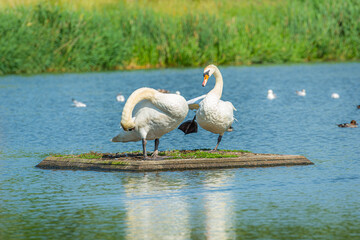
[337, 120, 358, 128]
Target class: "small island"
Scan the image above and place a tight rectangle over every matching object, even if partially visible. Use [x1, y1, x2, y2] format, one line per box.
[36, 150, 313, 172]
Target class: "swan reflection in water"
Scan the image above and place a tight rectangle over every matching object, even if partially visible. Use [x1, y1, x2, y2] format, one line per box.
[121, 171, 235, 239]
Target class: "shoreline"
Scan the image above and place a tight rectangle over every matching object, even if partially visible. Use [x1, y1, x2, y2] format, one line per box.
[1, 60, 359, 77]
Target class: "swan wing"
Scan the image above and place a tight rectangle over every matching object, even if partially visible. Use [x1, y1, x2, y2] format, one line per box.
[224, 100, 237, 111]
[132, 94, 188, 139]
[186, 94, 207, 104]
[218, 100, 235, 121]
[186, 94, 207, 110]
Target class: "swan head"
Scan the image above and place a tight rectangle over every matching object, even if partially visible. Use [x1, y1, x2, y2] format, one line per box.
[202, 64, 217, 87]
[121, 121, 136, 131]
[268, 89, 273, 94]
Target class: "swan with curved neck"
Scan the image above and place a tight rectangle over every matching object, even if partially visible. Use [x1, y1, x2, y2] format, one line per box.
[179, 64, 235, 150]
[112, 87, 189, 158]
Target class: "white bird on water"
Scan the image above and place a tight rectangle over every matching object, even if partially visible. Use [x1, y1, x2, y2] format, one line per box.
[267, 89, 276, 100]
[331, 93, 340, 99]
[178, 64, 236, 151]
[72, 98, 86, 107]
[296, 89, 306, 96]
[111, 87, 189, 159]
[116, 93, 125, 102]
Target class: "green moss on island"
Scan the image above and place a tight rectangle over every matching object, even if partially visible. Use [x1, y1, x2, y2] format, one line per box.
[51, 151, 103, 159]
[159, 149, 251, 159]
[37, 150, 314, 172]
[48, 149, 252, 160]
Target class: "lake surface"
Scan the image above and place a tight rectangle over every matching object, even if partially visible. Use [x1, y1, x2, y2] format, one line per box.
[1, 63, 360, 239]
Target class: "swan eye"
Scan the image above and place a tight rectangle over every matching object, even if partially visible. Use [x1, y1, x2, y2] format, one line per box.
[129, 127, 135, 131]
[203, 70, 210, 77]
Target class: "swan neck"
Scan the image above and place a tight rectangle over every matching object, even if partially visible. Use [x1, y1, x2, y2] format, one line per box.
[121, 88, 157, 126]
[210, 69, 223, 98]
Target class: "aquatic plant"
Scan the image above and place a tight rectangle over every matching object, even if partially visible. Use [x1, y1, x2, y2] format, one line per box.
[0, 0, 359, 75]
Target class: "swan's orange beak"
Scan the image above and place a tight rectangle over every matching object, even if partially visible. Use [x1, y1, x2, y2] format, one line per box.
[202, 74, 209, 87]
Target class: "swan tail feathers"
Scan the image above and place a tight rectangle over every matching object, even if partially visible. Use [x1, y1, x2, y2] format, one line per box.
[225, 101, 236, 111]
[232, 104, 237, 111]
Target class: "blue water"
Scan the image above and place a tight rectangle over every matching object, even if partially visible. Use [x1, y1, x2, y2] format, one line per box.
[1, 63, 360, 239]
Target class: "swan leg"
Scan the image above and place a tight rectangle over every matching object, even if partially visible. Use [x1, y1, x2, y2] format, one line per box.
[142, 138, 149, 159]
[151, 138, 159, 158]
[211, 135, 223, 152]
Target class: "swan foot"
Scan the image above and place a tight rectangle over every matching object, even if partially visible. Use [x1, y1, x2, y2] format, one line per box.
[151, 150, 159, 158]
[150, 155, 167, 160]
[211, 135, 223, 152]
[178, 116, 198, 135]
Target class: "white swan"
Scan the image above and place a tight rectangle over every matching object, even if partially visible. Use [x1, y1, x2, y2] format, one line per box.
[179, 64, 235, 151]
[296, 89, 306, 96]
[111, 87, 189, 158]
[267, 89, 276, 100]
[72, 98, 86, 107]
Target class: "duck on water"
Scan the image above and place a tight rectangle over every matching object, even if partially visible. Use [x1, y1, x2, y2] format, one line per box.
[337, 120, 358, 128]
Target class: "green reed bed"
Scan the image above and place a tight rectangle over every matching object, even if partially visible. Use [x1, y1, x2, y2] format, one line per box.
[0, 0, 359, 75]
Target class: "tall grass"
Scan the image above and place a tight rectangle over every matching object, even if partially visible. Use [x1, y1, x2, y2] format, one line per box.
[0, 0, 359, 75]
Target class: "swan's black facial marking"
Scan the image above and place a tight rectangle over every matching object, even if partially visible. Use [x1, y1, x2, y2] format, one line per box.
[203, 69, 210, 77]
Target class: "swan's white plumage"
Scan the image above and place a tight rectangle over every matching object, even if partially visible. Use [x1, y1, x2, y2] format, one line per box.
[186, 94, 207, 105]
[111, 88, 188, 143]
[186, 94, 207, 110]
[197, 93, 235, 134]
[196, 65, 235, 136]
